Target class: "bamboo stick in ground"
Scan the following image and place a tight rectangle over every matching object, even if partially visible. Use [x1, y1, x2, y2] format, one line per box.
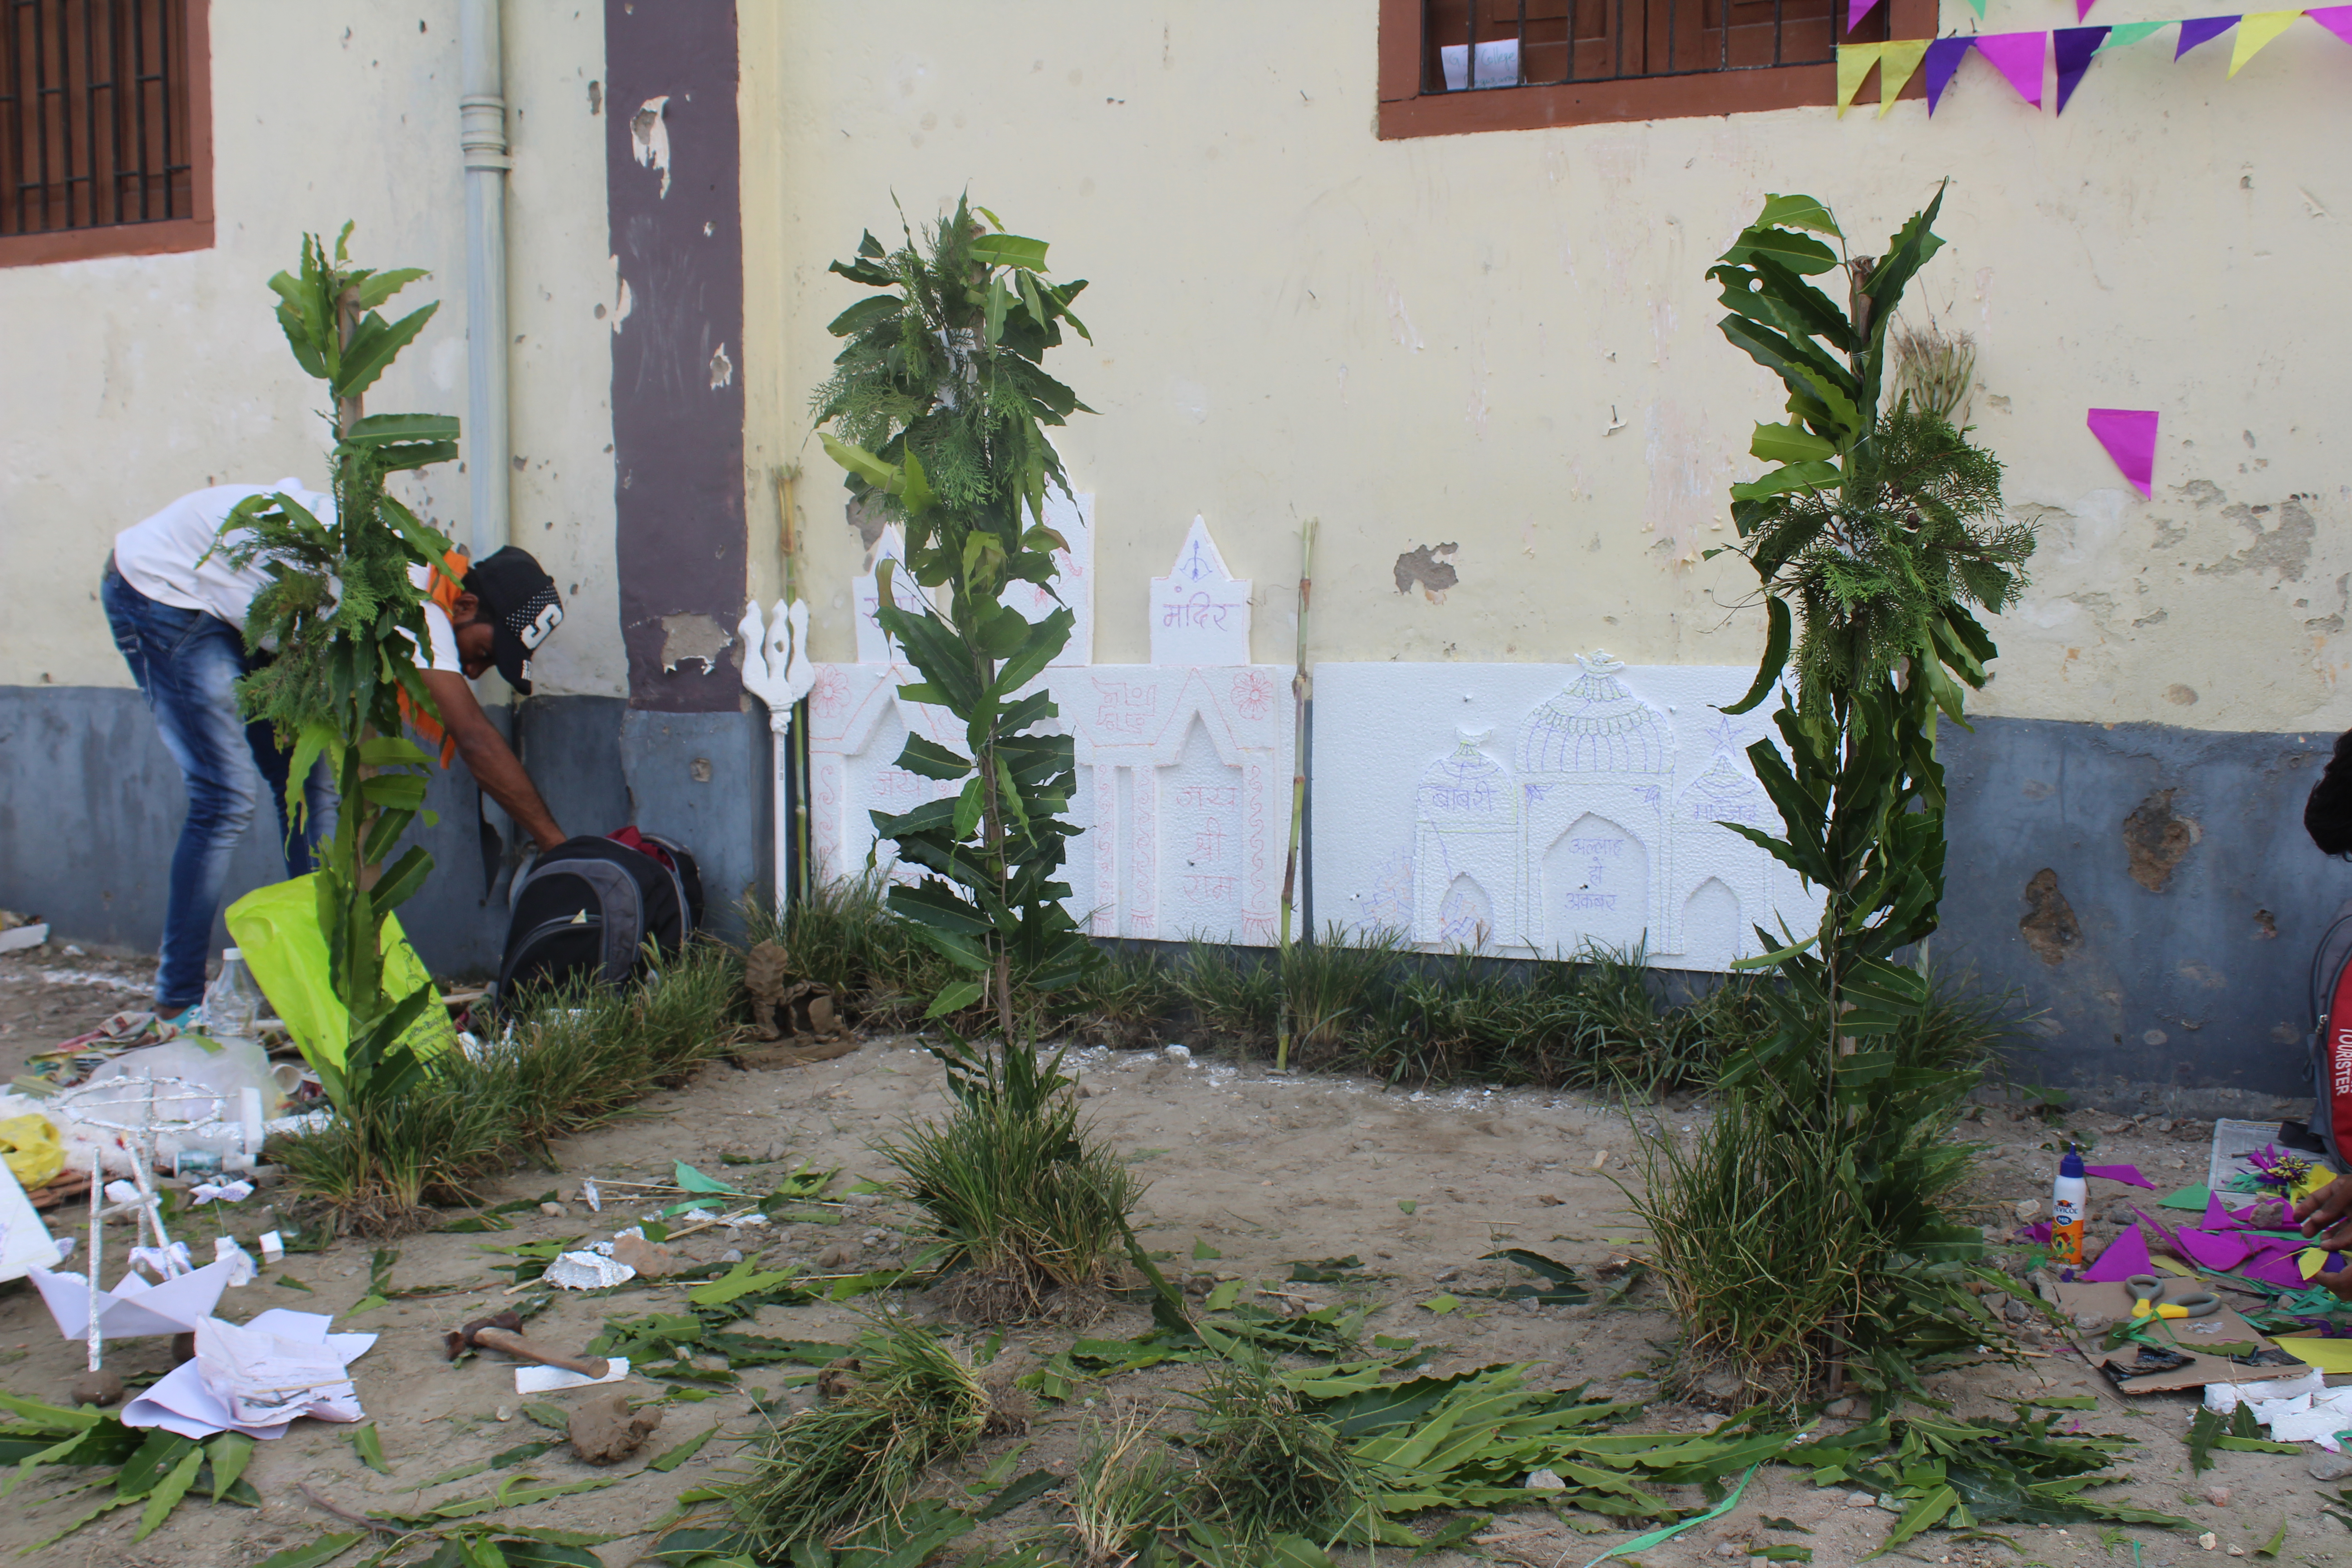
[1276, 518, 1317, 1072]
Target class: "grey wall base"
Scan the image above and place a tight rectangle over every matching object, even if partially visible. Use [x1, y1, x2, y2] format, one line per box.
[0, 686, 771, 988]
[1939, 714, 2337, 1118]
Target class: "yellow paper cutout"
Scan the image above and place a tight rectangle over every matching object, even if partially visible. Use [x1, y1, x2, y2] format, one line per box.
[1836, 43, 1883, 118]
[2229, 10, 2304, 75]
[2302, 1246, 2329, 1279]
[2151, 1256, 2198, 1278]
[2300, 1163, 2337, 1197]
[2277, 1335, 2352, 1372]
[1878, 39, 1931, 116]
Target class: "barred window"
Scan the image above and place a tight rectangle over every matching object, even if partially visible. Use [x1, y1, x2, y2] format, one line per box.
[1, 0, 211, 266]
[1380, 0, 1931, 138]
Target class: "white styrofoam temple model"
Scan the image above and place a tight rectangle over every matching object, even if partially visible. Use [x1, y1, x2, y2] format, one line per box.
[1311, 655, 1823, 970]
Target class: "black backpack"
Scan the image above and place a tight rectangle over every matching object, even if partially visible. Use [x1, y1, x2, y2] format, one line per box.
[491, 832, 703, 1006]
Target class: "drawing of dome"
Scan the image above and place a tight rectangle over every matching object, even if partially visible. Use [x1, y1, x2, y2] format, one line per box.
[1515, 652, 1671, 777]
[1416, 726, 1514, 827]
[1680, 747, 1769, 824]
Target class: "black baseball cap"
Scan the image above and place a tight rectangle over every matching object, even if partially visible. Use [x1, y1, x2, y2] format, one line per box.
[463, 547, 564, 694]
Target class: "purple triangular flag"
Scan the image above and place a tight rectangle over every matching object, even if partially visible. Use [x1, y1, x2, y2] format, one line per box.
[1923, 37, 1975, 112]
[2053, 26, 2110, 111]
[2176, 15, 2241, 57]
[2083, 1221, 2154, 1282]
[2201, 1193, 2249, 1230]
[2176, 1228, 2252, 1272]
[2085, 1163, 2153, 1189]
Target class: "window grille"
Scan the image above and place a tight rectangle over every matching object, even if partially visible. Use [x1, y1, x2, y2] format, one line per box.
[1, 0, 194, 240]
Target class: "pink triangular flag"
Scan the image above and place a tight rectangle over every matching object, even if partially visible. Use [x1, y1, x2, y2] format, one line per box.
[2310, 5, 2352, 42]
[2087, 408, 2159, 498]
[2078, 0, 2099, 17]
[2176, 1228, 2252, 1272]
[2083, 1220, 2153, 1281]
[1849, 0, 1884, 30]
[2085, 1163, 2153, 1189]
[1973, 31, 2049, 106]
[2201, 1193, 2249, 1230]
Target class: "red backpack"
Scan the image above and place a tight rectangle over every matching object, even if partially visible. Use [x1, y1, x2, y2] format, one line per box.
[2307, 898, 2352, 1164]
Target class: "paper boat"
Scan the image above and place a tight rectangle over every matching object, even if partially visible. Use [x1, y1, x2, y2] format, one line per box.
[28, 1257, 238, 1339]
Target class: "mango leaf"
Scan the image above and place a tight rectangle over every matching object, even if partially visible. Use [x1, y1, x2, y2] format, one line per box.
[1756, 193, 1842, 238]
[926, 980, 986, 1019]
[254, 1535, 365, 1568]
[132, 1442, 206, 1541]
[647, 1425, 721, 1473]
[818, 431, 902, 491]
[1750, 421, 1837, 464]
[1720, 224, 1838, 275]
[969, 233, 1050, 271]
[1730, 460, 1842, 502]
[333, 301, 439, 402]
[1720, 598, 1792, 718]
[208, 1431, 255, 1503]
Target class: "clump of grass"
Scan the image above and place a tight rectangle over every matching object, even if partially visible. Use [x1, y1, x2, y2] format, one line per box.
[882, 1042, 1142, 1321]
[274, 936, 747, 1235]
[1067, 1402, 1184, 1566]
[1170, 937, 1282, 1046]
[1281, 923, 1406, 1056]
[1183, 1353, 1374, 1550]
[1069, 945, 1183, 1047]
[727, 1318, 991, 1553]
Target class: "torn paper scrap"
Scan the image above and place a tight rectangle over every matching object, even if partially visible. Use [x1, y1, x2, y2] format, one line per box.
[125, 1308, 374, 1440]
[544, 1250, 636, 1290]
[195, 1311, 367, 1428]
[29, 1256, 238, 1339]
[2204, 1367, 2326, 1412]
[2084, 1164, 2154, 1189]
[515, 1355, 631, 1394]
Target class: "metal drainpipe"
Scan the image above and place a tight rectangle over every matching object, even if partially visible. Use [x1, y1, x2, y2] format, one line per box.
[460, 0, 511, 565]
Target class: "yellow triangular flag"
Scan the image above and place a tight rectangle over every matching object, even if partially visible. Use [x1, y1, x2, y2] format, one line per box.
[2229, 10, 2303, 74]
[1836, 43, 1883, 117]
[1877, 39, 1931, 115]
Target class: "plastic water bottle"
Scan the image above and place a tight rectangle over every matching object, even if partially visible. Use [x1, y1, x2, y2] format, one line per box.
[201, 948, 264, 1041]
[2050, 1145, 2087, 1267]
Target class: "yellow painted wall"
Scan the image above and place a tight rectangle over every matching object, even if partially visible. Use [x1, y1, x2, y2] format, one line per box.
[0, 3, 622, 698]
[740, 1, 2352, 737]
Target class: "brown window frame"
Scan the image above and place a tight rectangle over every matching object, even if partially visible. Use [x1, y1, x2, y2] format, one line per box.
[1379, 0, 1936, 139]
[0, 0, 212, 268]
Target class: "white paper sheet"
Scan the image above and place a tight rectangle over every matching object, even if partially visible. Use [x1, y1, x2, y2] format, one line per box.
[121, 1308, 374, 1440]
[196, 1311, 370, 1428]
[515, 1355, 631, 1394]
[0, 1156, 62, 1283]
[28, 1256, 238, 1339]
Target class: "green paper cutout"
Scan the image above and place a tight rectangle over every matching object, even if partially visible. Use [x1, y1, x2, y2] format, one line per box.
[2102, 20, 2169, 47]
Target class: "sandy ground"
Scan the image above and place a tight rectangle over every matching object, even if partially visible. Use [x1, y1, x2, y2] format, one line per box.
[0, 949, 2340, 1568]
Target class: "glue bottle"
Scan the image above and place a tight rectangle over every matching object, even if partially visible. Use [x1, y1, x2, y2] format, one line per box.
[2050, 1145, 2087, 1267]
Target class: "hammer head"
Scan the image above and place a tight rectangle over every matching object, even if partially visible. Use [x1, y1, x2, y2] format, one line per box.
[444, 1308, 525, 1361]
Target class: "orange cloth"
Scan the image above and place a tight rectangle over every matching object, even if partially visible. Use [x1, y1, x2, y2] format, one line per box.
[400, 548, 470, 766]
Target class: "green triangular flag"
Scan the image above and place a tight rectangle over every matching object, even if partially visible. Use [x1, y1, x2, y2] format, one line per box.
[2102, 19, 2170, 45]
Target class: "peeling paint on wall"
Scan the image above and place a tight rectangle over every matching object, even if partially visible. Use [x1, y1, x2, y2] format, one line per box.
[631, 95, 671, 198]
[1394, 543, 1459, 602]
[2019, 867, 2082, 965]
[1641, 399, 1733, 565]
[2197, 494, 2317, 582]
[2122, 787, 2201, 892]
[659, 613, 735, 675]
[708, 343, 733, 389]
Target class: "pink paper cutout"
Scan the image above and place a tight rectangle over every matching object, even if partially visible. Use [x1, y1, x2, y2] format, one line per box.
[2175, 15, 2241, 57]
[1923, 38, 1975, 113]
[1848, 0, 1883, 32]
[2087, 408, 2159, 498]
[2311, 6, 2352, 44]
[2176, 1228, 2252, 1272]
[2084, 1163, 2153, 1189]
[2083, 1221, 2153, 1282]
[2077, 0, 2099, 18]
[2243, 1248, 2316, 1287]
[2201, 1193, 2249, 1230]
[1974, 32, 2049, 107]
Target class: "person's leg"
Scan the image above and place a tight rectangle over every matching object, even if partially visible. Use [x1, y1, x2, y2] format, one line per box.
[104, 565, 262, 1014]
[246, 717, 338, 878]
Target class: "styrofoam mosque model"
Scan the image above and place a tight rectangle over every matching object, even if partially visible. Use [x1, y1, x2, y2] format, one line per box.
[1312, 655, 1821, 970]
[750, 506, 1818, 971]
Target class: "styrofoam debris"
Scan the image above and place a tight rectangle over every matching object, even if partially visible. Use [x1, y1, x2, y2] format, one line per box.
[543, 1250, 636, 1290]
[2204, 1368, 2326, 1411]
[514, 1355, 630, 1394]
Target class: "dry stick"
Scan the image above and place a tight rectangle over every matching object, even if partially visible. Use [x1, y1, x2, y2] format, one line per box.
[1274, 518, 1317, 1073]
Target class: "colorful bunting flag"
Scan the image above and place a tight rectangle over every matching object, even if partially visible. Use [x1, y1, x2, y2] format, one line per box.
[2102, 20, 2173, 46]
[2229, 9, 2305, 70]
[1975, 31, 2051, 106]
[2078, 0, 2101, 18]
[1878, 38, 1932, 112]
[2087, 408, 2161, 498]
[1849, 0, 1884, 33]
[2176, 15, 2242, 55]
[2311, 4, 2352, 42]
[1923, 36, 1976, 112]
[1837, 42, 1883, 115]
[2053, 26, 2112, 108]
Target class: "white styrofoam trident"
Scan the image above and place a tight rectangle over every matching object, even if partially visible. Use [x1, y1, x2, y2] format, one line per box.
[739, 597, 816, 907]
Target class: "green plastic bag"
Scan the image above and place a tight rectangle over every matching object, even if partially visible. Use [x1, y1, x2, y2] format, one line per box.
[225, 875, 458, 1074]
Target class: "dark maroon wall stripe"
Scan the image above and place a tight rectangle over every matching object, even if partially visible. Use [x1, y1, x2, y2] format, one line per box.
[605, 0, 745, 713]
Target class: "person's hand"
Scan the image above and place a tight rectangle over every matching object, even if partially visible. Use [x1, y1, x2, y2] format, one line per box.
[2295, 1172, 2352, 1250]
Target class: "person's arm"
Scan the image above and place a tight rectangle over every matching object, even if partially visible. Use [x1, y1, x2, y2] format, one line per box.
[418, 669, 566, 851]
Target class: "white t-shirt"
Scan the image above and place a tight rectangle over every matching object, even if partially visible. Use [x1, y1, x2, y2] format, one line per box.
[114, 481, 460, 671]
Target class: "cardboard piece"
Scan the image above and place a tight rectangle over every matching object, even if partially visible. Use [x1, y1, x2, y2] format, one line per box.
[2054, 1274, 2300, 1394]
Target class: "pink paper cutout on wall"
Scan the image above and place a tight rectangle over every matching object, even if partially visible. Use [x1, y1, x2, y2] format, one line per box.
[1848, 0, 1883, 31]
[2053, 26, 2111, 110]
[2176, 15, 2242, 55]
[1922, 37, 1975, 112]
[1974, 32, 2050, 106]
[2175, 1228, 2252, 1272]
[2084, 1163, 2153, 1189]
[2087, 409, 2159, 498]
[2310, 5, 2352, 42]
[2083, 1222, 2153, 1282]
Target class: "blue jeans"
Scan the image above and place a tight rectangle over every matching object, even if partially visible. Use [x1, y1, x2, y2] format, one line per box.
[101, 559, 336, 1011]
